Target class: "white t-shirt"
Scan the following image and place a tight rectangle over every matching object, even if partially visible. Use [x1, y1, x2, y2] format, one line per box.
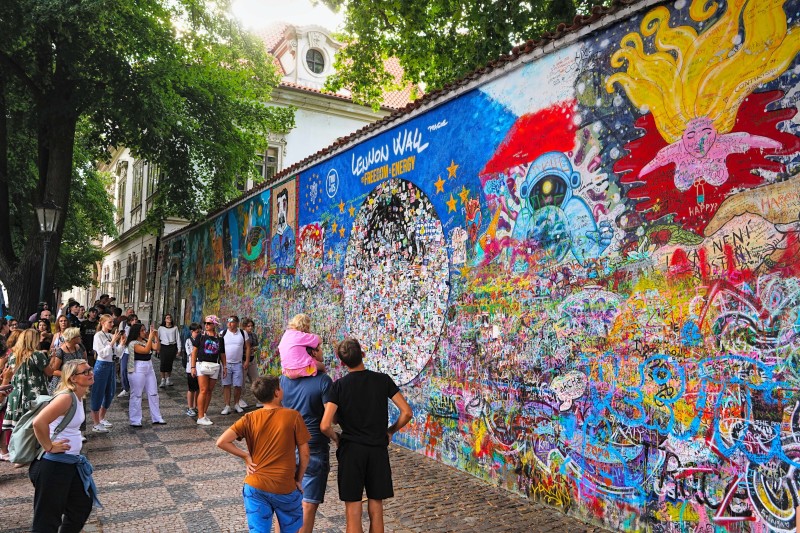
[223, 328, 248, 364]
[158, 326, 181, 346]
[185, 337, 196, 373]
[93, 331, 124, 363]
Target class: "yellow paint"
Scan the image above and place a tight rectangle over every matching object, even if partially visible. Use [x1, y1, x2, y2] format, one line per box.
[606, 0, 800, 142]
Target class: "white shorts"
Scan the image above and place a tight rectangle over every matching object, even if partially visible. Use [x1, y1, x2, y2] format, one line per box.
[196, 361, 221, 380]
[221, 362, 243, 387]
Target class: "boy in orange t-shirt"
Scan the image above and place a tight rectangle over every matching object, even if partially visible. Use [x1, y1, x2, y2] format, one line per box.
[217, 376, 311, 533]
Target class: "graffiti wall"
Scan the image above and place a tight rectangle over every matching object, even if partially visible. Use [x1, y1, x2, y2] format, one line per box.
[161, 0, 800, 530]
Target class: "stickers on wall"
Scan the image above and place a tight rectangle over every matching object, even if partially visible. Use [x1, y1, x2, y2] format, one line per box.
[296, 223, 325, 288]
[344, 178, 449, 385]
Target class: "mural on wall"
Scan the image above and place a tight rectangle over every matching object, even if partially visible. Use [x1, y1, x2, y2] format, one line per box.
[270, 178, 298, 275]
[161, 0, 800, 531]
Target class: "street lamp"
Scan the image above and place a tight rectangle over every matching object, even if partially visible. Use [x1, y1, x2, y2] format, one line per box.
[35, 201, 62, 303]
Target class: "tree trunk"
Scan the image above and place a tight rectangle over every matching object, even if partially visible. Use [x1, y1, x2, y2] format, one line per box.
[2, 111, 76, 317]
[0, 74, 14, 264]
[4, 249, 44, 318]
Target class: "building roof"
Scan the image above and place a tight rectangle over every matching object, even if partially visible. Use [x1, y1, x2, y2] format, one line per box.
[253, 22, 416, 110]
[192, 0, 643, 226]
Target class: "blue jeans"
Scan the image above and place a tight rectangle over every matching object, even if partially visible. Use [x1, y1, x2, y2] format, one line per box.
[119, 353, 130, 391]
[242, 484, 302, 533]
[300, 445, 330, 504]
[90, 360, 116, 412]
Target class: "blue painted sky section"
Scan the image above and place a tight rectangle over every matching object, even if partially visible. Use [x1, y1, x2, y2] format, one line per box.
[298, 89, 518, 266]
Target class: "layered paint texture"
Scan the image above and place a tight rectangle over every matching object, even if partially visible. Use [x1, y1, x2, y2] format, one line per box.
[160, 1, 800, 530]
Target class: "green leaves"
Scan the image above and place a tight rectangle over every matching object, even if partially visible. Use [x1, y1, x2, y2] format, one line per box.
[320, 0, 606, 109]
[0, 0, 295, 306]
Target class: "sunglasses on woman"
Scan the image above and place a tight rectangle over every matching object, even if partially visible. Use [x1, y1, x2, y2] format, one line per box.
[75, 368, 94, 376]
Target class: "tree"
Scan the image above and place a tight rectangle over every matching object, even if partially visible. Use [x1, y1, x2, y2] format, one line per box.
[0, 0, 295, 315]
[321, 0, 607, 109]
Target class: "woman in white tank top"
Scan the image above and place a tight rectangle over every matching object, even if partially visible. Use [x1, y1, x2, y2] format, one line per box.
[30, 358, 101, 531]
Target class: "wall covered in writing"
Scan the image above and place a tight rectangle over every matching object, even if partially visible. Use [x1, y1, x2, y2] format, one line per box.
[161, 0, 800, 530]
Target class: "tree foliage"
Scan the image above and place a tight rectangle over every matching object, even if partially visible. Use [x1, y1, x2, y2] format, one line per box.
[0, 0, 294, 314]
[320, 0, 608, 109]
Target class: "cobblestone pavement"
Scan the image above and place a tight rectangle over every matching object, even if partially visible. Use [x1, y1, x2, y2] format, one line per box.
[1, 361, 610, 532]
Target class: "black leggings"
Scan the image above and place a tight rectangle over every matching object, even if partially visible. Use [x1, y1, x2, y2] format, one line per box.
[29, 458, 93, 533]
[159, 343, 178, 373]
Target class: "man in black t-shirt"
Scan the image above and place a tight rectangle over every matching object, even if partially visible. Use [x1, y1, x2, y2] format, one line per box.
[321, 337, 412, 533]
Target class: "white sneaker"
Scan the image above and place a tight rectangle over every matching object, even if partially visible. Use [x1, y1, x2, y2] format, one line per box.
[237, 399, 248, 409]
[159, 379, 166, 389]
[92, 424, 109, 433]
[118, 390, 129, 398]
[196, 416, 213, 426]
[234, 404, 244, 413]
[81, 435, 87, 442]
[221, 405, 232, 415]
[166, 378, 173, 387]
[100, 419, 113, 427]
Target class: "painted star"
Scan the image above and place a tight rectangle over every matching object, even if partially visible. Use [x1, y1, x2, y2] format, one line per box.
[327, 249, 334, 259]
[434, 176, 446, 193]
[339, 227, 345, 237]
[458, 186, 470, 206]
[446, 194, 457, 213]
[338, 200, 346, 213]
[446, 160, 459, 179]
[331, 222, 338, 233]
[348, 205, 356, 217]
[459, 265, 470, 278]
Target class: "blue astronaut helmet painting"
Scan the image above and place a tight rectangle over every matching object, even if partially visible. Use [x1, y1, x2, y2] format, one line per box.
[512, 151, 613, 266]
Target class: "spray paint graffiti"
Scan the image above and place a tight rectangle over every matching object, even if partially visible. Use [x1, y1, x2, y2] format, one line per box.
[160, 0, 800, 530]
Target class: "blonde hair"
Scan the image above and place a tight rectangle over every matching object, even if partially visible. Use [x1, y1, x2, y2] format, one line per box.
[54, 359, 89, 395]
[5, 329, 22, 353]
[62, 327, 81, 343]
[13, 329, 40, 368]
[288, 314, 311, 333]
[606, 0, 800, 142]
[97, 314, 113, 331]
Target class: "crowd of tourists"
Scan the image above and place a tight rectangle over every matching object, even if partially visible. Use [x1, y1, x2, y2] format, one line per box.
[0, 298, 413, 533]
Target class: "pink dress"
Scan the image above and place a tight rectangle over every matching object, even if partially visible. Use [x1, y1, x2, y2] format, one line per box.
[278, 330, 321, 378]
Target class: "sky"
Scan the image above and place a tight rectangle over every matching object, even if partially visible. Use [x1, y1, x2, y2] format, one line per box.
[231, 0, 345, 31]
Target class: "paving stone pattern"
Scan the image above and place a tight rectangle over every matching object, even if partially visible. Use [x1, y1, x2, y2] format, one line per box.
[0, 360, 610, 532]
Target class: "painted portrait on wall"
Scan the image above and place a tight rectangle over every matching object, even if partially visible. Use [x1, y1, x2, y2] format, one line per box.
[269, 177, 298, 275]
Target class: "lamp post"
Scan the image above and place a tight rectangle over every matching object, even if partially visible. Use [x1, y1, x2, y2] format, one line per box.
[35, 202, 62, 304]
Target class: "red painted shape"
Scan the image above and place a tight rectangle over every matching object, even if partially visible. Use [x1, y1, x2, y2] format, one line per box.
[615, 90, 800, 234]
[697, 247, 710, 281]
[480, 100, 578, 176]
[668, 248, 692, 279]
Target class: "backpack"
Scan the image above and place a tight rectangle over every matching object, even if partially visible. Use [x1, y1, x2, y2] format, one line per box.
[8, 392, 77, 464]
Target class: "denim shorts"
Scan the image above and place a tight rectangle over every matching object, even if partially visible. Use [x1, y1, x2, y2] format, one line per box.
[221, 362, 243, 387]
[300, 446, 330, 504]
[242, 483, 302, 533]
